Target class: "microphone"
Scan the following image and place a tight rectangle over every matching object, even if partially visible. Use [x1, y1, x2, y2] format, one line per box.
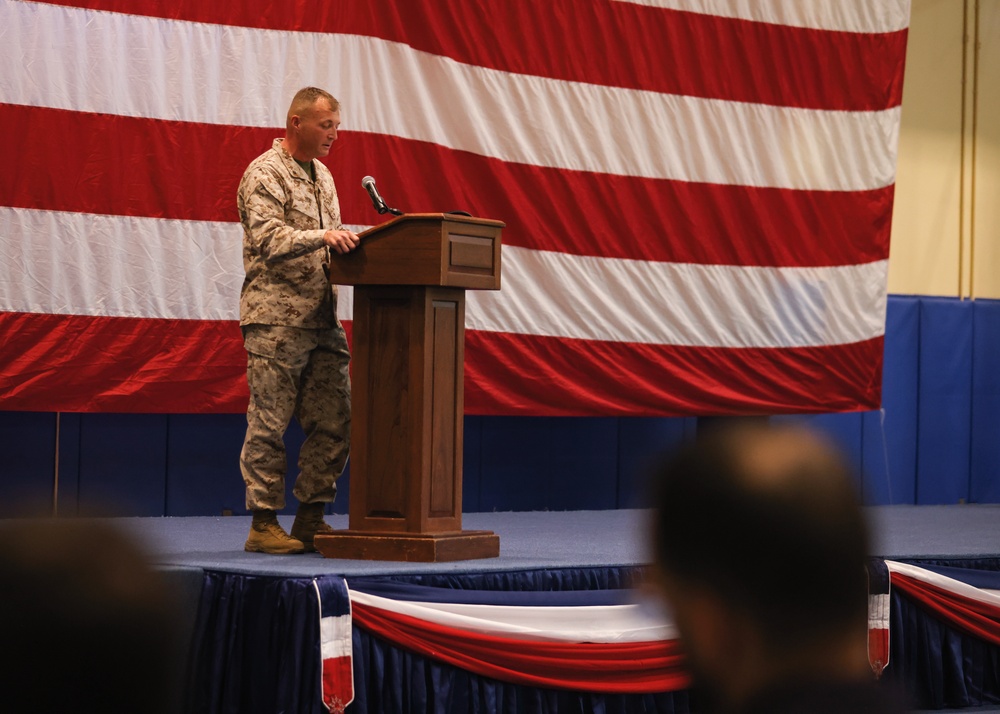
[361, 175, 404, 216]
[361, 175, 389, 214]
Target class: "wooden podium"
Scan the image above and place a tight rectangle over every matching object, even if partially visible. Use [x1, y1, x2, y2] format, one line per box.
[313, 213, 504, 562]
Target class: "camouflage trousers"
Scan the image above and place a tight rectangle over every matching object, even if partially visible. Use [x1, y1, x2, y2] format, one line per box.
[240, 324, 351, 511]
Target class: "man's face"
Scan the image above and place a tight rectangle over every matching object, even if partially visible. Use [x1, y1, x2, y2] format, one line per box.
[296, 99, 340, 161]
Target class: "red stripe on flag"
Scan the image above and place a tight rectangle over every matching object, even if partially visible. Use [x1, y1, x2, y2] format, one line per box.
[0, 312, 360, 413]
[348, 133, 894, 267]
[0, 311, 882, 416]
[0, 312, 249, 413]
[1, 103, 892, 267]
[0, 103, 257, 223]
[32, 0, 906, 110]
[351, 599, 690, 694]
[464, 330, 884, 416]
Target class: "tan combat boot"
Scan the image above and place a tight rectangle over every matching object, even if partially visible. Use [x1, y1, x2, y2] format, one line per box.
[290, 502, 334, 553]
[245, 510, 305, 554]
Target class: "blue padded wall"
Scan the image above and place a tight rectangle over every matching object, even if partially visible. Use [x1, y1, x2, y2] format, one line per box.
[0, 411, 57, 517]
[76, 414, 169, 516]
[462, 416, 484, 513]
[165, 413, 249, 517]
[476, 416, 620, 512]
[615, 416, 696, 508]
[54, 413, 82, 516]
[971, 299, 1000, 503]
[917, 298, 974, 504]
[864, 295, 920, 505]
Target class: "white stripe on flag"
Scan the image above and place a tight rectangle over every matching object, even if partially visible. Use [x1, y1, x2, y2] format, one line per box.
[470, 246, 888, 348]
[611, 0, 910, 33]
[0, 0, 900, 191]
[0, 207, 242, 321]
[1, 208, 885, 349]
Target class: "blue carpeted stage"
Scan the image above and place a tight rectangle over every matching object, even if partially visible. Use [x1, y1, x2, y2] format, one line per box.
[119, 506, 1000, 713]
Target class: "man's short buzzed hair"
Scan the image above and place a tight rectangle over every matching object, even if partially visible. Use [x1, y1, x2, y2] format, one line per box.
[651, 422, 871, 652]
[287, 86, 339, 124]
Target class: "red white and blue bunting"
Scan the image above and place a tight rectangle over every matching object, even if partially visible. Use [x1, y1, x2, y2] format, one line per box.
[313, 577, 355, 713]
[314, 561, 1000, 710]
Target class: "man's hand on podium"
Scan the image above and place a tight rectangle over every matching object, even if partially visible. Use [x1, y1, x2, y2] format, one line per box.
[324, 229, 360, 255]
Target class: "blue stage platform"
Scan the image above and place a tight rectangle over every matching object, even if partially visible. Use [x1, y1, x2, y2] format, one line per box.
[110, 505, 1000, 713]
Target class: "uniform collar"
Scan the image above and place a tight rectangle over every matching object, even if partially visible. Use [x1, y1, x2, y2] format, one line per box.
[271, 138, 314, 181]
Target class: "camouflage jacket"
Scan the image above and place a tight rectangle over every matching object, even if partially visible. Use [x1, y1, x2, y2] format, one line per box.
[237, 138, 343, 328]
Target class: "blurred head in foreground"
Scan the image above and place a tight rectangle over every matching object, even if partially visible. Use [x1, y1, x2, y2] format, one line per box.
[650, 422, 887, 713]
[0, 519, 180, 714]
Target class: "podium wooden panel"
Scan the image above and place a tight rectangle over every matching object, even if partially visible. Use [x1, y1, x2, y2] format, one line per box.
[313, 214, 504, 562]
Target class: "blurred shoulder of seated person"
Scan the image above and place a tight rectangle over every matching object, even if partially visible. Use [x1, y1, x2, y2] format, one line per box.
[0, 518, 182, 714]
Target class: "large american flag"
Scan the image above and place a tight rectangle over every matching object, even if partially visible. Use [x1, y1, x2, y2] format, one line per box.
[0, 0, 909, 416]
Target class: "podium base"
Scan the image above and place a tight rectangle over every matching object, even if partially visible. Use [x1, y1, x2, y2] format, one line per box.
[313, 529, 500, 562]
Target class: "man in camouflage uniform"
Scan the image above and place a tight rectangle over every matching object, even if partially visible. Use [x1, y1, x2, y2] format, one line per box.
[237, 87, 359, 554]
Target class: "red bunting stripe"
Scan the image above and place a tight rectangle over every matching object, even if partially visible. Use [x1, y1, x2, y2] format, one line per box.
[889, 572, 1000, 647]
[350, 599, 691, 694]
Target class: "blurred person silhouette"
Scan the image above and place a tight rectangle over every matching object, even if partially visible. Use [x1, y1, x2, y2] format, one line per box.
[0, 519, 182, 714]
[649, 422, 909, 714]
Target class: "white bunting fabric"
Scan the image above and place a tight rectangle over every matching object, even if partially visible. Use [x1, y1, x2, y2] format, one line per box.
[315, 561, 1000, 706]
[0, 0, 910, 415]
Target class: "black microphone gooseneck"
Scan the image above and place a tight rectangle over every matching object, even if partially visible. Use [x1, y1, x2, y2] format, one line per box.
[361, 176, 403, 216]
